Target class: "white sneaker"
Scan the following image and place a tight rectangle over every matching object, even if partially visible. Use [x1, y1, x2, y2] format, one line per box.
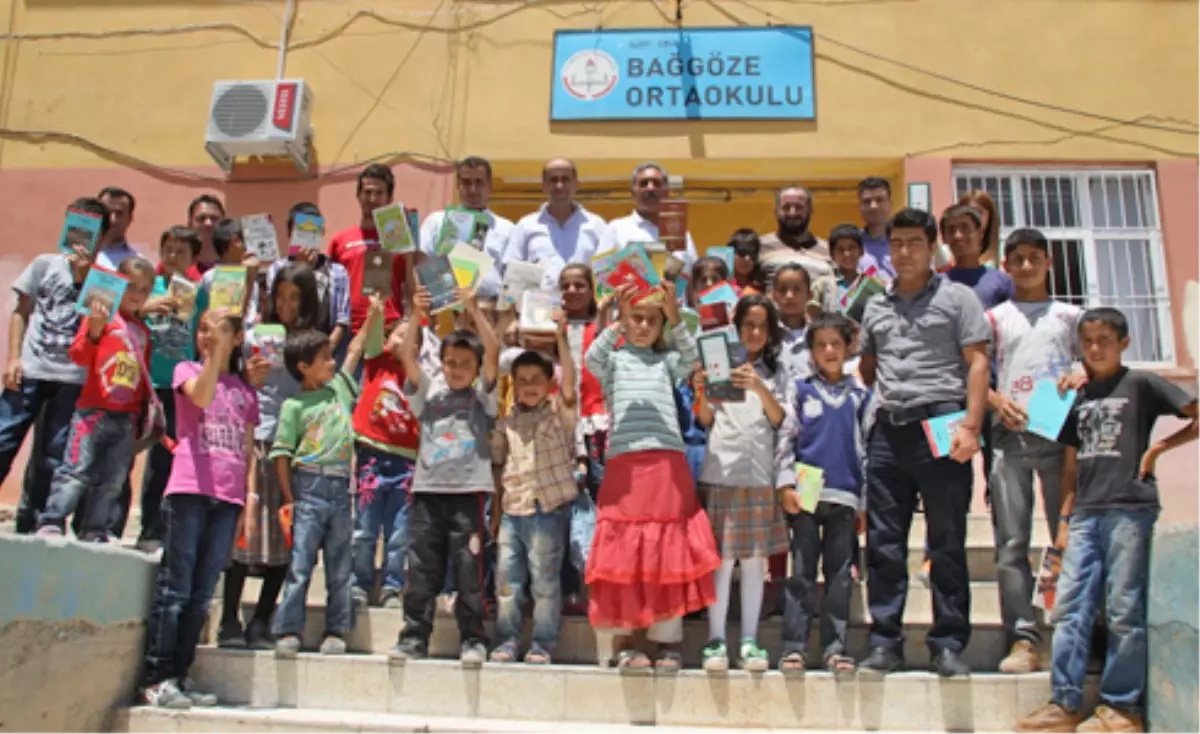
[141, 679, 192, 709]
[179, 677, 218, 707]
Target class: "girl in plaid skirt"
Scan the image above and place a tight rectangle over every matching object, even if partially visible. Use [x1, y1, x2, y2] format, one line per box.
[693, 294, 793, 672]
[218, 263, 319, 649]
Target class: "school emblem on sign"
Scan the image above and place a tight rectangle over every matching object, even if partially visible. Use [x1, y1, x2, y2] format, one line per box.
[561, 50, 619, 101]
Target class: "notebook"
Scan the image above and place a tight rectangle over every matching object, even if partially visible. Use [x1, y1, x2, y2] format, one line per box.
[209, 266, 248, 316]
[362, 251, 393, 298]
[252, 324, 287, 367]
[590, 251, 618, 299]
[794, 462, 824, 514]
[288, 213, 325, 254]
[1025, 379, 1077, 441]
[416, 255, 460, 314]
[519, 290, 561, 333]
[698, 282, 739, 309]
[167, 275, 199, 323]
[58, 208, 105, 255]
[75, 266, 128, 322]
[447, 244, 496, 286]
[373, 203, 417, 254]
[241, 213, 280, 262]
[499, 261, 546, 310]
[921, 411, 985, 458]
[698, 330, 744, 403]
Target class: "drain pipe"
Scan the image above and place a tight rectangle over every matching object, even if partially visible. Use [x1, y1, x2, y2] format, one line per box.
[276, 0, 296, 79]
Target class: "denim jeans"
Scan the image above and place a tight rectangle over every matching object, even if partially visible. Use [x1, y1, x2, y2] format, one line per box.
[782, 501, 857, 658]
[352, 446, 414, 595]
[1051, 508, 1157, 715]
[38, 409, 134, 539]
[990, 427, 1065, 645]
[496, 505, 569, 651]
[273, 469, 354, 638]
[137, 387, 179, 543]
[142, 493, 240, 686]
[0, 378, 82, 533]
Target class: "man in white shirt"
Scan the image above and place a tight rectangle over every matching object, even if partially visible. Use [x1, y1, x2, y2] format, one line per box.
[94, 187, 141, 271]
[503, 158, 606, 290]
[419, 156, 515, 299]
[597, 162, 698, 272]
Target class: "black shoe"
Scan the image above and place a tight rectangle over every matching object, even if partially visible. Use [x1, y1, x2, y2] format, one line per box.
[244, 618, 274, 650]
[216, 621, 246, 649]
[931, 649, 971, 678]
[388, 637, 428, 664]
[858, 646, 904, 678]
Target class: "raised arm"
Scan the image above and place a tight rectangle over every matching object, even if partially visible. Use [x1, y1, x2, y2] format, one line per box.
[464, 287, 500, 386]
[554, 309, 578, 410]
[343, 293, 382, 376]
[400, 286, 431, 383]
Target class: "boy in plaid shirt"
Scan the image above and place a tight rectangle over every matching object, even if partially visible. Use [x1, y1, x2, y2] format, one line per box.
[487, 309, 578, 664]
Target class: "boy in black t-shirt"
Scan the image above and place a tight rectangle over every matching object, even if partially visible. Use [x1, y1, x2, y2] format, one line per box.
[1016, 308, 1197, 734]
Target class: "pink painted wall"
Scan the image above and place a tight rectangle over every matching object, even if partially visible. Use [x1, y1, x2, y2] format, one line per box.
[1155, 159, 1199, 370]
[903, 156, 955, 215]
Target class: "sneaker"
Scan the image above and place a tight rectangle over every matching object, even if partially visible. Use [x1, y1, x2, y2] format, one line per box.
[178, 677, 218, 707]
[275, 634, 302, 658]
[381, 589, 403, 610]
[859, 646, 904, 678]
[351, 587, 370, 608]
[701, 639, 728, 672]
[460, 639, 487, 668]
[1076, 705, 1144, 733]
[141, 679, 192, 709]
[999, 640, 1041, 674]
[244, 619, 274, 650]
[35, 525, 63, 538]
[738, 638, 769, 672]
[216, 621, 246, 649]
[388, 638, 427, 664]
[319, 635, 347, 655]
[135, 538, 163, 555]
[1014, 703, 1086, 732]
[917, 558, 932, 588]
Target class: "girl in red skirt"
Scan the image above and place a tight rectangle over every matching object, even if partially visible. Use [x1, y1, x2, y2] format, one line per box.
[583, 282, 721, 671]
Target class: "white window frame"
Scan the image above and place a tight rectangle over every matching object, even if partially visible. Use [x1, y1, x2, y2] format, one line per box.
[953, 165, 1175, 366]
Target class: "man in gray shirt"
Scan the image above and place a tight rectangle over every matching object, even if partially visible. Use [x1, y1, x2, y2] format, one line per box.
[857, 208, 991, 679]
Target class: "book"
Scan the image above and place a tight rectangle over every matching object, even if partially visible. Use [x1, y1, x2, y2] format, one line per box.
[362, 251, 393, 298]
[698, 301, 729, 331]
[252, 324, 287, 367]
[591, 251, 618, 299]
[605, 243, 662, 303]
[1025, 379, 1077, 441]
[841, 273, 887, 323]
[794, 462, 825, 514]
[373, 203, 417, 254]
[659, 200, 688, 252]
[499, 261, 546, 310]
[707, 246, 735, 274]
[519, 290, 561, 333]
[642, 241, 668, 280]
[1033, 515, 1070, 612]
[167, 275, 198, 323]
[209, 266, 248, 315]
[288, 213, 325, 254]
[75, 266, 128, 321]
[415, 255, 460, 314]
[680, 306, 701, 335]
[662, 254, 686, 282]
[447, 243, 496, 285]
[241, 213, 280, 262]
[698, 281, 739, 309]
[698, 330, 744, 403]
[407, 209, 421, 252]
[58, 208, 104, 255]
[451, 258, 480, 289]
[435, 208, 487, 255]
[921, 410, 985, 457]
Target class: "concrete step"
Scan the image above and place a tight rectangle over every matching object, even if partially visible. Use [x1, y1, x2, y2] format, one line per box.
[115, 706, 766, 733]
[178, 650, 1096, 731]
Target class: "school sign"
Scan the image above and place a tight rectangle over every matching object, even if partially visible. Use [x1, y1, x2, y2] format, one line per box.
[550, 27, 816, 121]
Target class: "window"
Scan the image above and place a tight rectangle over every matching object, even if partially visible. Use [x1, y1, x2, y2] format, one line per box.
[954, 168, 1173, 364]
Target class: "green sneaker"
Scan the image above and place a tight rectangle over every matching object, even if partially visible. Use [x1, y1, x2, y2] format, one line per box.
[739, 638, 769, 672]
[701, 638, 729, 672]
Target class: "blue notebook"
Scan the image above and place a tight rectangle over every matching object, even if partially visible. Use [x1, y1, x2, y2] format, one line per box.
[923, 411, 968, 458]
[58, 208, 105, 255]
[1025, 379, 1077, 441]
[75, 267, 128, 322]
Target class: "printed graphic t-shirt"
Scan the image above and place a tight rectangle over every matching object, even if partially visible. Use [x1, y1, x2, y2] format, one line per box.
[146, 274, 206, 389]
[11, 254, 87, 384]
[1059, 368, 1196, 511]
[354, 354, 421, 459]
[406, 371, 498, 494]
[166, 361, 260, 506]
[270, 370, 360, 472]
[69, 316, 151, 412]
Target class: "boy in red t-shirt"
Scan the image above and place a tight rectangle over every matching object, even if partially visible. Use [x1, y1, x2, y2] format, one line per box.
[36, 256, 156, 540]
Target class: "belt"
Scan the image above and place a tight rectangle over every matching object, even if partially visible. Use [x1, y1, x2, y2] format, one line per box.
[294, 463, 352, 479]
[877, 401, 964, 426]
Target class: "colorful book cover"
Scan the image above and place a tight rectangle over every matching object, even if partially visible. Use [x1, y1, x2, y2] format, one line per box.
[675, 273, 690, 302]
[407, 209, 421, 252]
[167, 275, 198, 323]
[605, 244, 662, 303]
[659, 200, 688, 253]
[642, 241, 668, 279]
[1025, 379, 1077, 441]
[841, 274, 886, 323]
[373, 203, 416, 254]
[75, 266, 128, 321]
[921, 411, 985, 457]
[252, 324, 287, 367]
[591, 251, 618, 299]
[698, 282, 739, 309]
[59, 208, 104, 255]
[698, 301, 729, 331]
[707, 246, 735, 274]
[499, 261, 546, 310]
[416, 255, 459, 314]
[241, 213, 280, 262]
[288, 213, 325, 254]
[698, 330, 744, 403]
[680, 306, 701, 335]
[794, 462, 825, 514]
[209, 266, 248, 315]
[447, 243, 496, 284]
[519, 290, 561, 333]
[451, 257, 480, 289]
[436, 208, 485, 255]
[362, 251, 393, 298]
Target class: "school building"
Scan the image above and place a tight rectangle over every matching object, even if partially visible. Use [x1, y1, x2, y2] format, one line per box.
[0, 0, 1196, 503]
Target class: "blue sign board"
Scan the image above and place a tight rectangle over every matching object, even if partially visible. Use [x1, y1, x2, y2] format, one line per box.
[550, 27, 815, 121]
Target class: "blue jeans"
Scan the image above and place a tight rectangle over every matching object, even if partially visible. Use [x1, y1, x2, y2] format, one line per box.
[273, 469, 354, 638]
[38, 409, 134, 539]
[142, 493, 240, 686]
[352, 446, 414, 595]
[0, 378, 82, 533]
[496, 505, 569, 651]
[1051, 508, 1157, 715]
[137, 387, 179, 543]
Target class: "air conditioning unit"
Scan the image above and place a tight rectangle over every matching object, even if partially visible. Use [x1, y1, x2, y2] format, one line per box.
[205, 79, 314, 175]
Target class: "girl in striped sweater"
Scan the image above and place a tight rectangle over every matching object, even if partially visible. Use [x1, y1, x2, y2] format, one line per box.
[584, 281, 721, 671]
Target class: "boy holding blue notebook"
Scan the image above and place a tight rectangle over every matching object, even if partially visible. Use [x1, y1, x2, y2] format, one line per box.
[984, 228, 1084, 675]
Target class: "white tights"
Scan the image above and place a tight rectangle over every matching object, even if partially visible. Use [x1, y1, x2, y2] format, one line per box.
[707, 558, 766, 643]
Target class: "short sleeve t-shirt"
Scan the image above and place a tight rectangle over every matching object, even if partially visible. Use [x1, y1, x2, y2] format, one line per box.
[165, 361, 260, 506]
[269, 370, 360, 472]
[1059, 368, 1196, 511]
[353, 354, 421, 459]
[146, 275, 202, 389]
[12, 254, 87, 384]
[947, 267, 1015, 311]
[406, 371, 498, 494]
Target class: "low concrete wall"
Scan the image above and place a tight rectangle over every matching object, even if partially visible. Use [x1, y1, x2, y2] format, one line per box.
[0, 534, 156, 732]
[1148, 522, 1199, 733]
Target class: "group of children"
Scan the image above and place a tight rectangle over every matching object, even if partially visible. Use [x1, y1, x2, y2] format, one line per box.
[7, 192, 1194, 733]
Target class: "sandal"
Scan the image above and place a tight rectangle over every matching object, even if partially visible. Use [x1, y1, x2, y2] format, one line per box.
[778, 650, 807, 674]
[524, 645, 552, 665]
[654, 649, 683, 672]
[615, 649, 651, 672]
[825, 652, 857, 679]
[489, 641, 519, 663]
